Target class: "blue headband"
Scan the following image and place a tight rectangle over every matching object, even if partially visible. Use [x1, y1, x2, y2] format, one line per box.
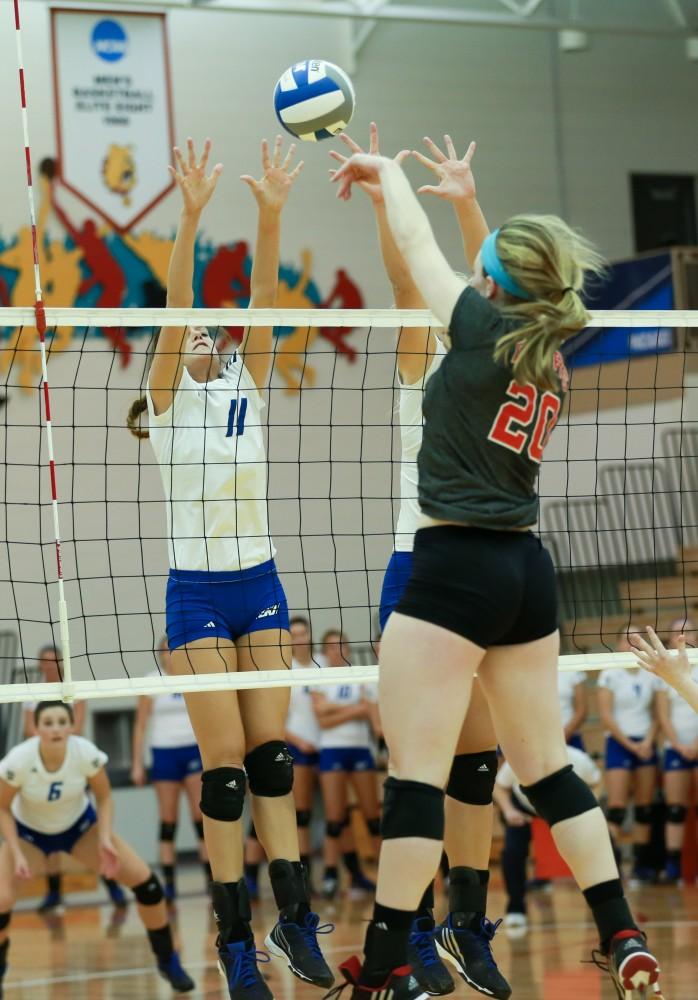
[480, 229, 532, 300]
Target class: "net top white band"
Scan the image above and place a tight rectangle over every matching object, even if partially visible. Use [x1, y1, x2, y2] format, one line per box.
[1, 307, 698, 327]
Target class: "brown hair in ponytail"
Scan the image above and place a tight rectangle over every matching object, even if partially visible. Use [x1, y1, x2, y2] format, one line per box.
[489, 214, 606, 391]
[127, 396, 149, 439]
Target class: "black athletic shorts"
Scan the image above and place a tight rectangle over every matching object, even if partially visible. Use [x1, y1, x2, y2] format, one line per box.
[395, 524, 557, 648]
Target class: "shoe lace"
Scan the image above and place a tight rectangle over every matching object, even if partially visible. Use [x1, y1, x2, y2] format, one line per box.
[586, 948, 609, 974]
[412, 926, 440, 968]
[473, 917, 503, 969]
[300, 912, 335, 960]
[230, 947, 270, 990]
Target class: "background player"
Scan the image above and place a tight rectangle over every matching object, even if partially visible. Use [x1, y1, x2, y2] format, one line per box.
[0, 701, 194, 994]
[131, 636, 210, 905]
[127, 136, 332, 998]
[331, 149, 663, 1000]
[558, 670, 589, 750]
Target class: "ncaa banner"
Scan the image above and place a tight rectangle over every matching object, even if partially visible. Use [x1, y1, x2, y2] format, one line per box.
[51, 9, 175, 232]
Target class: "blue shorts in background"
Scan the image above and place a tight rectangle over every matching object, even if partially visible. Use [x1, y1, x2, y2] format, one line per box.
[605, 735, 658, 771]
[567, 733, 586, 752]
[664, 747, 698, 771]
[16, 804, 97, 856]
[167, 559, 290, 650]
[379, 551, 414, 632]
[288, 741, 320, 768]
[151, 744, 203, 783]
[319, 747, 375, 773]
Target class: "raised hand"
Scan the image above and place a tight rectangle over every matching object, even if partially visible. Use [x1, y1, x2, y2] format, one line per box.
[332, 152, 389, 202]
[412, 135, 478, 203]
[329, 122, 408, 205]
[241, 136, 304, 214]
[631, 626, 692, 686]
[169, 138, 222, 216]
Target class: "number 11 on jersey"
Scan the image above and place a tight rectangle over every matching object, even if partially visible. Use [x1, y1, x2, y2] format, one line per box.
[226, 397, 248, 438]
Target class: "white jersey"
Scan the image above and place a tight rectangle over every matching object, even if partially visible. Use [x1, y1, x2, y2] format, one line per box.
[314, 681, 377, 750]
[558, 671, 586, 730]
[147, 356, 274, 572]
[0, 736, 107, 834]
[598, 668, 658, 738]
[497, 745, 600, 815]
[658, 666, 698, 745]
[286, 658, 322, 748]
[395, 342, 447, 551]
[147, 673, 197, 749]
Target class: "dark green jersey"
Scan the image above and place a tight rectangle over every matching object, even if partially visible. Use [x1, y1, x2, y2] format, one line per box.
[417, 286, 567, 529]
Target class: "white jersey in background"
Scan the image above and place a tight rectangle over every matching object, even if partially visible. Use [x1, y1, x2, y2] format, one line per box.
[314, 681, 377, 750]
[497, 746, 600, 815]
[146, 356, 273, 572]
[659, 665, 698, 746]
[395, 341, 447, 551]
[558, 670, 586, 730]
[147, 673, 198, 748]
[0, 736, 107, 834]
[287, 658, 322, 748]
[598, 668, 658, 738]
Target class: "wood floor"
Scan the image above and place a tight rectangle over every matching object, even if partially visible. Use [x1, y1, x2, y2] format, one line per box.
[3, 870, 696, 998]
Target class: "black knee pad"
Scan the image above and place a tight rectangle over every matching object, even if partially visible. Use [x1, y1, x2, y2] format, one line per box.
[194, 819, 204, 840]
[296, 809, 312, 829]
[0, 912, 9, 932]
[133, 873, 164, 906]
[326, 819, 344, 838]
[245, 742, 294, 797]
[381, 777, 445, 840]
[446, 751, 498, 806]
[607, 806, 627, 827]
[635, 805, 653, 825]
[159, 821, 177, 843]
[200, 767, 246, 822]
[521, 765, 598, 828]
[367, 816, 381, 837]
[667, 804, 687, 824]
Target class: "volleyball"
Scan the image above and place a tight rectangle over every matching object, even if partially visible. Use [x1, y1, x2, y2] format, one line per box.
[273, 59, 355, 142]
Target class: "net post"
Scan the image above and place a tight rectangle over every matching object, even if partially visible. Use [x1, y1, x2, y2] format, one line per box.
[57, 596, 74, 704]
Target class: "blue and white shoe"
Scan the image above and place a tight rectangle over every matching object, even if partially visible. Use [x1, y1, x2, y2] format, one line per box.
[435, 916, 511, 999]
[37, 890, 65, 916]
[407, 918, 454, 996]
[266, 912, 334, 987]
[158, 951, 196, 992]
[218, 939, 273, 1000]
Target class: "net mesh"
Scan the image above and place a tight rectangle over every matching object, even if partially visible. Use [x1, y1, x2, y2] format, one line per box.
[1, 306, 697, 703]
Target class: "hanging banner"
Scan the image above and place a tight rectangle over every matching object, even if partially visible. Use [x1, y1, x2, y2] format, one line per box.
[51, 8, 175, 232]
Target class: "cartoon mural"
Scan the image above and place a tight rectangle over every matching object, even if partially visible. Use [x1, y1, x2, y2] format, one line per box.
[0, 160, 363, 393]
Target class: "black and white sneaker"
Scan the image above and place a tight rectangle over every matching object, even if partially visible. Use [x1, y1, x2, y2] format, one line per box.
[323, 955, 430, 1000]
[407, 918, 454, 996]
[266, 912, 335, 988]
[435, 916, 511, 999]
[591, 930, 664, 999]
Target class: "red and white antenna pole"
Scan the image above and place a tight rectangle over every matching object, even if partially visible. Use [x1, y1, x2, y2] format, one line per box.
[13, 0, 73, 702]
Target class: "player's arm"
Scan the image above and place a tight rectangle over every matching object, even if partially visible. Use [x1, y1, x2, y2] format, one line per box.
[149, 139, 223, 415]
[239, 137, 304, 389]
[131, 696, 153, 786]
[0, 779, 30, 878]
[330, 124, 435, 384]
[632, 627, 698, 714]
[73, 701, 86, 735]
[655, 689, 680, 748]
[564, 681, 589, 741]
[493, 782, 529, 827]
[88, 768, 120, 878]
[596, 687, 638, 753]
[333, 155, 466, 331]
[311, 692, 367, 729]
[412, 136, 489, 270]
[22, 709, 35, 739]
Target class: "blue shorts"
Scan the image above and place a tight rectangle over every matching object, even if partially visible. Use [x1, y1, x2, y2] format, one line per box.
[16, 804, 97, 856]
[288, 741, 320, 768]
[151, 744, 203, 783]
[166, 559, 290, 650]
[605, 735, 658, 771]
[319, 747, 375, 773]
[664, 747, 698, 771]
[567, 733, 586, 752]
[379, 551, 413, 632]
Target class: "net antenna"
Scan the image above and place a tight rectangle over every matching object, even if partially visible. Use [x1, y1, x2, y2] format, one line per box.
[10, 0, 74, 702]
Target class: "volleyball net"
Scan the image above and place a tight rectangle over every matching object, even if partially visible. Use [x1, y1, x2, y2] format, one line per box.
[1, 306, 697, 704]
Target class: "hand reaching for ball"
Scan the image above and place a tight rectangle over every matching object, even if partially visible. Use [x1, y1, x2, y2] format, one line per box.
[241, 136, 304, 214]
[169, 138, 222, 217]
[329, 122, 408, 205]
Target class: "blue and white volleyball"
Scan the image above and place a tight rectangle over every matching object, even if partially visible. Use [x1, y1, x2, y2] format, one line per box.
[274, 60, 355, 142]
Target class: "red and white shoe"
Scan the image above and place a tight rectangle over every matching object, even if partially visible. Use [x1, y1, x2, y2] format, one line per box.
[593, 930, 664, 999]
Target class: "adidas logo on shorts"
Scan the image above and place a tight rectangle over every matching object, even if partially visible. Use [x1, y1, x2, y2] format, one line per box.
[275, 752, 287, 762]
[226, 779, 238, 789]
[478, 764, 490, 772]
[203, 621, 216, 628]
[257, 604, 280, 619]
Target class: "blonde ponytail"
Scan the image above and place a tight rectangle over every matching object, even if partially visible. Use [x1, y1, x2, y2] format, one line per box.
[488, 215, 606, 391]
[127, 396, 149, 439]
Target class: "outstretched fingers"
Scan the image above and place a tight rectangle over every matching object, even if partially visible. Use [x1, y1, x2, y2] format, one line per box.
[411, 149, 441, 173]
[261, 138, 271, 173]
[199, 138, 212, 173]
[172, 146, 187, 177]
[289, 159, 305, 180]
[422, 136, 447, 162]
[368, 121, 380, 156]
[339, 132, 365, 156]
[186, 137, 196, 170]
[272, 134, 283, 168]
[444, 134, 457, 160]
[281, 141, 297, 171]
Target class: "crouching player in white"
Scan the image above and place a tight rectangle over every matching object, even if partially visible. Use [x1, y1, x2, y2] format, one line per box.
[0, 702, 195, 994]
